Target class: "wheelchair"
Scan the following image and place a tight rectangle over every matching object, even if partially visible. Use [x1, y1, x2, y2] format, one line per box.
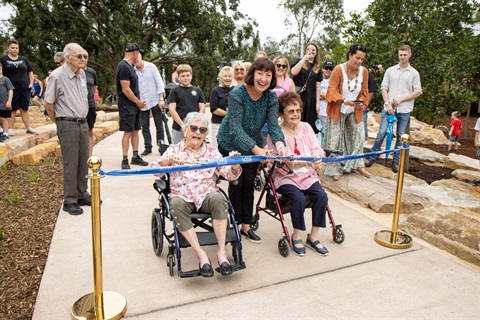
[151, 174, 246, 278]
[253, 159, 345, 257]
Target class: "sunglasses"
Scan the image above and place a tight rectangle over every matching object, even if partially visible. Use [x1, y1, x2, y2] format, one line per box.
[73, 54, 88, 60]
[293, 138, 301, 156]
[276, 64, 287, 69]
[324, 67, 333, 71]
[234, 68, 245, 71]
[189, 125, 208, 134]
[286, 108, 303, 115]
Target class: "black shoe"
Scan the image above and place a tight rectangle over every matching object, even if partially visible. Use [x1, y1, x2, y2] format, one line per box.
[305, 234, 329, 256]
[391, 162, 399, 173]
[365, 158, 375, 167]
[199, 261, 214, 277]
[121, 159, 130, 170]
[291, 235, 306, 256]
[77, 198, 92, 206]
[63, 203, 83, 215]
[0, 134, 8, 142]
[131, 155, 148, 166]
[240, 229, 262, 244]
[219, 261, 233, 276]
[140, 149, 152, 156]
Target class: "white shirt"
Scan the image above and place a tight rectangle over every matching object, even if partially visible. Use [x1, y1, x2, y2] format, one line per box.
[135, 61, 165, 111]
[340, 64, 363, 114]
[317, 78, 329, 117]
[381, 63, 422, 114]
[474, 118, 480, 145]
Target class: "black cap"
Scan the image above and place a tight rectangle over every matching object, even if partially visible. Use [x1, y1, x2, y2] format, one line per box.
[323, 61, 335, 69]
[125, 42, 144, 53]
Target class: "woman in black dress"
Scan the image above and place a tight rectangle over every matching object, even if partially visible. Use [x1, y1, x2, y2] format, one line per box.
[291, 42, 322, 133]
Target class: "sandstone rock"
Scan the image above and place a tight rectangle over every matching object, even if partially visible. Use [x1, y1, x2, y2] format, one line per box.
[321, 173, 431, 213]
[444, 153, 479, 171]
[410, 126, 450, 145]
[401, 206, 480, 266]
[409, 145, 446, 165]
[431, 179, 480, 197]
[452, 169, 480, 182]
[12, 141, 58, 165]
[410, 185, 480, 211]
[95, 121, 119, 134]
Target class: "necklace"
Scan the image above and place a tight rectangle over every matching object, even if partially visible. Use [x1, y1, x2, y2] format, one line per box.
[346, 63, 359, 92]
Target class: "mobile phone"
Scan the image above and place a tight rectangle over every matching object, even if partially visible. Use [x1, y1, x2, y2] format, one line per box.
[353, 99, 364, 103]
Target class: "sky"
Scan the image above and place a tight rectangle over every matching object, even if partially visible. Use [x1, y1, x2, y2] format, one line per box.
[0, 1, 372, 42]
[237, 0, 372, 43]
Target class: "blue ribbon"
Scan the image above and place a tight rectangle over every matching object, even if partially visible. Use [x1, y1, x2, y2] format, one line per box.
[99, 145, 409, 177]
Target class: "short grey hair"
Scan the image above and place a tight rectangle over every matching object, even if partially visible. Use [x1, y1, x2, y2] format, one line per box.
[63, 43, 83, 56]
[182, 112, 210, 134]
[53, 52, 65, 63]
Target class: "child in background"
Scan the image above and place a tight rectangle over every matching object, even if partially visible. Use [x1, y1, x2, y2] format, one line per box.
[0, 64, 14, 142]
[448, 111, 462, 152]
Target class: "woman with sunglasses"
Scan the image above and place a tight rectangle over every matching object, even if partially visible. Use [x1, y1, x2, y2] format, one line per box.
[153, 112, 242, 277]
[291, 42, 323, 134]
[324, 43, 371, 181]
[217, 57, 287, 244]
[232, 60, 246, 86]
[272, 55, 295, 97]
[267, 91, 328, 257]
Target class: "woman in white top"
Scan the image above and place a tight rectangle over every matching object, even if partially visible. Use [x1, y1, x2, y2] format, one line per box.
[324, 44, 371, 180]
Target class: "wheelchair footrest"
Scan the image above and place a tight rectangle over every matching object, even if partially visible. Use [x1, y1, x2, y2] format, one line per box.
[178, 228, 239, 248]
[179, 269, 201, 278]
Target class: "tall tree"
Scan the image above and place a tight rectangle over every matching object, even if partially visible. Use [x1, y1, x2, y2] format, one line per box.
[281, 0, 344, 56]
[0, 0, 257, 97]
[342, 0, 479, 122]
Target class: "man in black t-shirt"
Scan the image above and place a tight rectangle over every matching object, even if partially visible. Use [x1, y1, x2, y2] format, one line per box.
[116, 42, 148, 170]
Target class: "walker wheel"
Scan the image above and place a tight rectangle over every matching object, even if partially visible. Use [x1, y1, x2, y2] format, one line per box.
[151, 210, 163, 256]
[278, 237, 290, 257]
[334, 226, 345, 244]
[167, 254, 175, 276]
[251, 217, 259, 231]
[254, 174, 265, 191]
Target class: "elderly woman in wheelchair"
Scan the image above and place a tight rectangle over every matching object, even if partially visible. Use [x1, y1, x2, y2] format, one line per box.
[152, 112, 242, 277]
[266, 92, 329, 257]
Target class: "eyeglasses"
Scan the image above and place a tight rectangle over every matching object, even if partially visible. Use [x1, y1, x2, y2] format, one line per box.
[189, 125, 208, 134]
[276, 64, 287, 69]
[293, 138, 301, 156]
[286, 108, 303, 115]
[72, 54, 88, 60]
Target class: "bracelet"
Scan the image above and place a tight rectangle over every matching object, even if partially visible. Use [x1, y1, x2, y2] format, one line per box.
[277, 145, 285, 151]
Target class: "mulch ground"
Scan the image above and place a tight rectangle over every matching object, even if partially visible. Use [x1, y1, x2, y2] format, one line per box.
[0, 115, 478, 319]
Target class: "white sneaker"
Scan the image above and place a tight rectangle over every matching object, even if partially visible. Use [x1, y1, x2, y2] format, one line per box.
[26, 127, 38, 135]
[8, 128, 15, 136]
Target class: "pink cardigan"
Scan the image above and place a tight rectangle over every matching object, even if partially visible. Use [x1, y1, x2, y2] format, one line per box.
[326, 63, 369, 123]
[267, 122, 324, 190]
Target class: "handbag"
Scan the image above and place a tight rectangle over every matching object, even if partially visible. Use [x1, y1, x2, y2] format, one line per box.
[295, 64, 314, 94]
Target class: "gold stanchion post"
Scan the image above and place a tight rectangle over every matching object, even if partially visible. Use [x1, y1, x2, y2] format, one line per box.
[71, 156, 127, 320]
[374, 134, 413, 249]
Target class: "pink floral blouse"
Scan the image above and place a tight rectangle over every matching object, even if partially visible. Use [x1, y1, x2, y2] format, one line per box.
[154, 140, 242, 209]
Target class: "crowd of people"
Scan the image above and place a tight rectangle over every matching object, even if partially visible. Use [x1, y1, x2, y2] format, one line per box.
[0, 38, 432, 273]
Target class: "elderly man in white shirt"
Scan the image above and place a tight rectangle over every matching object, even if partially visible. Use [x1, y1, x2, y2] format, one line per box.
[135, 53, 166, 155]
[365, 44, 422, 173]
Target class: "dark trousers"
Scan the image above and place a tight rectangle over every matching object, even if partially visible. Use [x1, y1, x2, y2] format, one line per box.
[277, 181, 327, 230]
[228, 162, 258, 225]
[56, 120, 90, 204]
[140, 107, 165, 150]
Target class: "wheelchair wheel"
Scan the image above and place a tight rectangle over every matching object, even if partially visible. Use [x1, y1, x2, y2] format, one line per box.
[151, 209, 163, 256]
[278, 237, 290, 257]
[251, 214, 259, 231]
[167, 254, 175, 276]
[334, 226, 345, 244]
[254, 174, 265, 191]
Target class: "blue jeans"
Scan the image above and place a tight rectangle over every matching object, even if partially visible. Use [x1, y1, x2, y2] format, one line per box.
[370, 110, 410, 163]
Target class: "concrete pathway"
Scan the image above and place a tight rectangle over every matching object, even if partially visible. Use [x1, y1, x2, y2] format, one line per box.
[32, 123, 480, 319]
